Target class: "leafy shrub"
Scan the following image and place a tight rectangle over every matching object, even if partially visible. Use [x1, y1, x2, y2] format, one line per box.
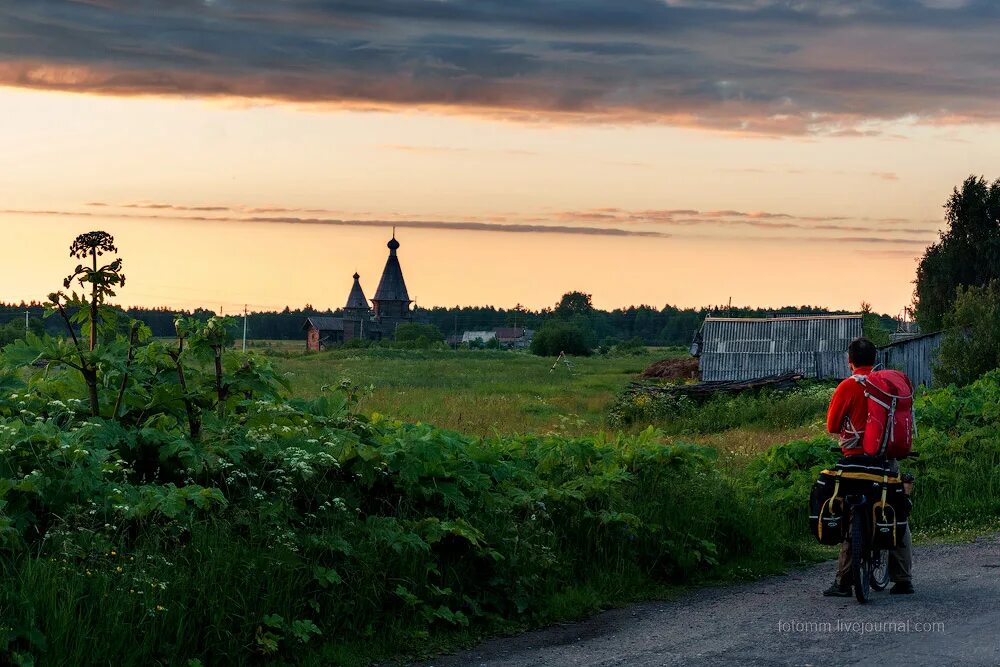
[608, 383, 834, 433]
[393, 323, 445, 348]
[934, 281, 1000, 386]
[906, 369, 1000, 522]
[530, 321, 592, 357]
[612, 337, 647, 356]
[746, 436, 839, 525]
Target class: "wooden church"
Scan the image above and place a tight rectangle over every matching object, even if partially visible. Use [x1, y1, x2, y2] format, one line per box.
[303, 232, 413, 350]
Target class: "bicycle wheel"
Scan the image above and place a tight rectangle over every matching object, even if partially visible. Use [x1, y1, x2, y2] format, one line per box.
[852, 511, 871, 603]
[871, 549, 890, 591]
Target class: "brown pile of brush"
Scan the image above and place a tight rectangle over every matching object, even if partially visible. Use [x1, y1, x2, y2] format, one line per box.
[640, 357, 700, 380]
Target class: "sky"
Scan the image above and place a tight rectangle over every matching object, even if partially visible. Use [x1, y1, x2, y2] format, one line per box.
[1, 0, 998, 317]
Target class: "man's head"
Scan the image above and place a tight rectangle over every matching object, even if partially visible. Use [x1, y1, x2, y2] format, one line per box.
[847, 336, 877, 369]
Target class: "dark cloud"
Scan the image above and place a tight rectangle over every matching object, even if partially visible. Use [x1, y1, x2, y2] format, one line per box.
[553, 206, 940, 235]
[2, 201, 942, 247]
[2, 206, 668, 239]
[0, 1, 997, 133]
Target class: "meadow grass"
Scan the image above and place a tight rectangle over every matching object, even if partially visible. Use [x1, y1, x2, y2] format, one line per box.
[273, 348, 676, 436]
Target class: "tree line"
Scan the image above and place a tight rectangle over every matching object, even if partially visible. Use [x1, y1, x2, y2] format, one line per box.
[0, 299, 893, 349]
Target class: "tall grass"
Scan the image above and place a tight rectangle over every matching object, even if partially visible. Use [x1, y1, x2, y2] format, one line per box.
[275, 348, 676, 436]
[609, 382, 834, 434]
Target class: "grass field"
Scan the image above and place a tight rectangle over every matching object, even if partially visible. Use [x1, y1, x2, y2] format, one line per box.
[274, 347, 678, 437]
[271, 347, 831, 459]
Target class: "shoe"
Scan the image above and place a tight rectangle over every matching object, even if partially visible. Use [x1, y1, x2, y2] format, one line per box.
[823, 582, 853, 597]
[890, 582, 915, 595]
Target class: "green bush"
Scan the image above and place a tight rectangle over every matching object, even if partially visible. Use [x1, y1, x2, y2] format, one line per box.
[934, 281, 1000, 386]
[530, 322, 592, 357]
[393, 323, 445, 347]
[612, 337, 647, 356]
[608, 383, 834, 433]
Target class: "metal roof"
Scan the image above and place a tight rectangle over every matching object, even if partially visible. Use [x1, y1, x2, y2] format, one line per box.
[698, 314, 862, 381]
[880, 330, 943, 349]
[462, 331, 496, 343]
[303, 317, 345, 332]
[878, 331, 944, 388]
[494, 327, 526, 340]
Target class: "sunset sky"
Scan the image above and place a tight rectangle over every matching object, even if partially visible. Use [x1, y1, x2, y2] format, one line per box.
[2, 1, 998, 316]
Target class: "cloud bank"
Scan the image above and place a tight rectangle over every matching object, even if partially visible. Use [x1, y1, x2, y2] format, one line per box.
[1, 1, 998, 133]
[0, 200, 941, 247]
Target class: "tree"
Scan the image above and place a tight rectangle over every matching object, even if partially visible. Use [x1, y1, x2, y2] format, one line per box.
[394, 323, 444, 347]
[915, 176, 1000, 330]
[861, 302, 892, 348]
[554, 291, 594, 318]
[530, 321, 592, 357]
[933, 281, 1000, 386]
[0, 318, 44, 347]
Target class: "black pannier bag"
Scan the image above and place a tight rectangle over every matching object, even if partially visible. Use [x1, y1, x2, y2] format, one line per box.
[809, 471, 845, 545]
[871, 478, 911, 549]
[809, 467, 911, 548]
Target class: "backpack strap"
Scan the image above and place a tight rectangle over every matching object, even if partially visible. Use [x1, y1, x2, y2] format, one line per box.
[840, 415, 864, 451]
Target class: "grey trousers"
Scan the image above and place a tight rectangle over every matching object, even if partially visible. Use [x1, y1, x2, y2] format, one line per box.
[836, 526, 912, 585]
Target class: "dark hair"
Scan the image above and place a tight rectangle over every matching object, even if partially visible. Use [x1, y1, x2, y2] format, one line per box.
[848, 336, 877, 366]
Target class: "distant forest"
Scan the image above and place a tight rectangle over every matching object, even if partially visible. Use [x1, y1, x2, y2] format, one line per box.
[0, 300, 899, 347]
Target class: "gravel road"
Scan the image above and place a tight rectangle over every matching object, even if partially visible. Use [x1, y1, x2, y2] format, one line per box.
[420, 536, 1000, 667]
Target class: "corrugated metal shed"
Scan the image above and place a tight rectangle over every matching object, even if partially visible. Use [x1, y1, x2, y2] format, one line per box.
[877, 331, 944, 388]
[698, 314, 863, 382]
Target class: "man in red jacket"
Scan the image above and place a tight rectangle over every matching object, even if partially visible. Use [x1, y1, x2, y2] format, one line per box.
[823, 336, 914, 597]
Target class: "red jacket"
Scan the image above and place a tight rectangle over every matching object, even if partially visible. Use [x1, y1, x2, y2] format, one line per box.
[827, 365, 873, 455]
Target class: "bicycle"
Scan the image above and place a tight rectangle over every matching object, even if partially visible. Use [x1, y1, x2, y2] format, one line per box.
[830, 448, 916, 603]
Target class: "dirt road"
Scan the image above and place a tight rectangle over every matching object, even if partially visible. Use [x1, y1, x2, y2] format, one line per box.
[421, 536, 1000, 667]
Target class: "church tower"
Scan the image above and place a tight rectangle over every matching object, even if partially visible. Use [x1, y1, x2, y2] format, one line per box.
[372, 231, 412, 337]
[342, 272, 371, 341]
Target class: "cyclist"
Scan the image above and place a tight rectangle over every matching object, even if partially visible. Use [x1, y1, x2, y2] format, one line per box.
[822, 336, 915, 597]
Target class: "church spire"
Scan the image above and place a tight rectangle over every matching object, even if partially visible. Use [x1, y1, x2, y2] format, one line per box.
[374, 231, 410, 304]
[345, 271, 369, 310]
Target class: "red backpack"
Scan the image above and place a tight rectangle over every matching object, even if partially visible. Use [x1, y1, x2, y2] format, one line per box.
[852, 369, 914, 458]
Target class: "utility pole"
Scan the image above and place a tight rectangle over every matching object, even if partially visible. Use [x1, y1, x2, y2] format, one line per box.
[25, 310, 29, 332]
[454, 314, 458, 349]
[242, 305, 248, 352]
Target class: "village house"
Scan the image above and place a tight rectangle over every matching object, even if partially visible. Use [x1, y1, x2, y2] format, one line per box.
[461, 330, 496, 345]
[495, 327, 534, 349]
[303, 233, 413, 351]
[456, 327, 534, 349]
